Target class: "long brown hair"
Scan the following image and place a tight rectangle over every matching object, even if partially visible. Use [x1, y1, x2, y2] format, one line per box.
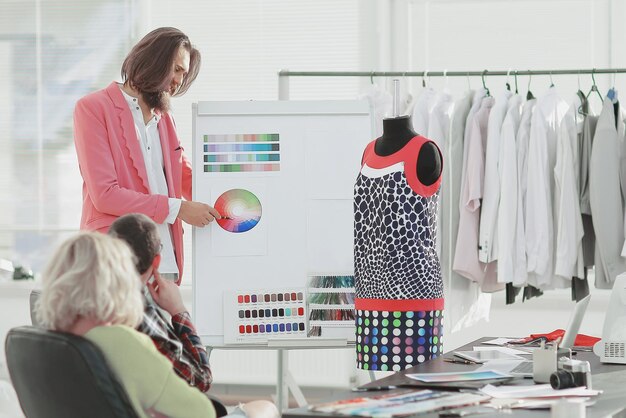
[121, 27, 200, 97]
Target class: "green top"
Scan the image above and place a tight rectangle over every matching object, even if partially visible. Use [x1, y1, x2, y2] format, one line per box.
[85, 325, 216, 418]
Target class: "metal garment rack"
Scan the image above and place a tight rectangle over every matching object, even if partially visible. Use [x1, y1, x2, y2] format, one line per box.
[277, 67, 626, 100]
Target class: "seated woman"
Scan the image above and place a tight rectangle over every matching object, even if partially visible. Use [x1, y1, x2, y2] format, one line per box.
[35, 232, 277, 418]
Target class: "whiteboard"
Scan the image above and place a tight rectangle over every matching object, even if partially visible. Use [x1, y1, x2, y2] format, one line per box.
[192, 100, 372, 346]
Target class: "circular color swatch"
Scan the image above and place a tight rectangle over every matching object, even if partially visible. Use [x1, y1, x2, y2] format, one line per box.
[215, 189, 262, 233]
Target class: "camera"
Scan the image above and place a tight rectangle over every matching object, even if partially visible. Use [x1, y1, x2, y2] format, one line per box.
[549, 357, 592, 390]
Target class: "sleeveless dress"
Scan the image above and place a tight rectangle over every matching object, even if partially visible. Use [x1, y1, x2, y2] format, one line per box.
[354, 136, 444, 371]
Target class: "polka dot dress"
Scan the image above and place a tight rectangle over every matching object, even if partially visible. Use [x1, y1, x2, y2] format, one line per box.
[354, 136, 444, 371]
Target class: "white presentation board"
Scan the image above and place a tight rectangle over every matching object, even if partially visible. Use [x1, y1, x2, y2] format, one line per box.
[192, 100, 372, 346]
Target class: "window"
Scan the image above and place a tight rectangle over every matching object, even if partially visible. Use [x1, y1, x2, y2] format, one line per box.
[0, 0, 364, 282]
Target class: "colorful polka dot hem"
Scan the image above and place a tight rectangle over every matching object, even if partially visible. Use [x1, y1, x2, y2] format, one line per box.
[355, 309, 443, 371]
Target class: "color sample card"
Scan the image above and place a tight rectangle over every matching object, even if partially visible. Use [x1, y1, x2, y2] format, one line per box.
[223, 288, 307, 344]
[203, 134, 280, 173]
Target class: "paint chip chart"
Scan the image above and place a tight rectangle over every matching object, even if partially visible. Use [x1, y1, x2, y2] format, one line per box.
[203, 134, 280, 173]
[223, 288, 308, 344]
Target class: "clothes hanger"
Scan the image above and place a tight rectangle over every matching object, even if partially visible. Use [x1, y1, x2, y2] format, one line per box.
[514, 70, 519, 94]
[506, 68, 512, 91]
[482, 70, 490, 96]
[586, 69, 603, 103]
[549, 71, 555, 88]
[526, 72, 535, 100]
[422, 70, 429, 88]
[443, 69, 450, 94]
[607, 71, 618, 103]
[466, 72, 471, 90]
[576, 71, 589, 116]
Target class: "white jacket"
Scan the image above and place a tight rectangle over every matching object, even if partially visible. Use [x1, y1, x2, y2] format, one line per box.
[525, 88, 568, 289]
[496, 94, 523, 283]
[554, 96, 585, 281]
[479, 90, 512, 263]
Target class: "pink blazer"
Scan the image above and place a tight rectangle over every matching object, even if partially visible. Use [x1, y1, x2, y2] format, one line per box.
[73, 82, 192, 282]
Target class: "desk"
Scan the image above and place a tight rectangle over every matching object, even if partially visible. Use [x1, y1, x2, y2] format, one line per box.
[283, 337, 626, 418]
[207, 340, 354, 411]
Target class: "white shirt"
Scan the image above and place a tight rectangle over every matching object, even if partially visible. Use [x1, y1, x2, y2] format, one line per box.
[496, 94, 523, 283]
[120, 86, 181, 274]
[525, 88, 568, 289]
[512, 98, 536, 286]
[479, 90, 512, 263]
[454, 96, 497, 288]
[411, 87, 438, 135]
[427, 92, 454, 257]
[554, 96, 585, 280]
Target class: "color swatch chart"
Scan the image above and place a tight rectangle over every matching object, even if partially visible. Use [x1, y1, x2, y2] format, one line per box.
[223, 288, 307, 344]
[203, 134, 280, 173]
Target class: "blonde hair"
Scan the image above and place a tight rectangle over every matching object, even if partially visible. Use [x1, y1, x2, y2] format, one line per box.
[36, 232, 144, 331]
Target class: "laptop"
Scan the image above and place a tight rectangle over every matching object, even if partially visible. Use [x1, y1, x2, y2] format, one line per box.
[508, 295, 591, 378]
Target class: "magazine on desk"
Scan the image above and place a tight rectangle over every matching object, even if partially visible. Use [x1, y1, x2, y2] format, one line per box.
[309, 389, 489, 417]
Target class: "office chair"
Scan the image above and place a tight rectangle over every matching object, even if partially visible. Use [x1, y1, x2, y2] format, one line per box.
[26, 290, 228, 417]
[5, 325, 140, 418]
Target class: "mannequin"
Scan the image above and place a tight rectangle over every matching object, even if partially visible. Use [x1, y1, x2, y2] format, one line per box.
[353, 114, 445, 371]
[374, 115, 442, 185]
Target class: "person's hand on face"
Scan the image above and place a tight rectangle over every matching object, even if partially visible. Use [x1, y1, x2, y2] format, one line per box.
[147, 270, 187, 316]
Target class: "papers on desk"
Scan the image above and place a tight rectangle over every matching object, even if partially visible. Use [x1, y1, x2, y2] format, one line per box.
[309, 389, 489, 417]
[406, 370, 512, 383]
[482, 337, 518, 346]
[480, 383, 602, 399]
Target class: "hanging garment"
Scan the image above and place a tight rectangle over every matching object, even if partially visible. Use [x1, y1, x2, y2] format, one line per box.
[554, 96, 585, 281]
[525, 87, 568, 290]
[440, 90, 479, 332]
[512, 98, 536, 287]
[496, 94, 523, 284]
[428, 92, 454, 258]
[479, 90, 513, 263]
[411, 87, 438, 136]
[590, 98, 626, 288]
[354, 136, 444, 371]
[453, 95, 500, 291]
[360, 84, 392, 137]
[579, 104, 598, 268]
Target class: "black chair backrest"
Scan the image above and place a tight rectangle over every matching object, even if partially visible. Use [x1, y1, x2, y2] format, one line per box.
[5, 326, 139, 418]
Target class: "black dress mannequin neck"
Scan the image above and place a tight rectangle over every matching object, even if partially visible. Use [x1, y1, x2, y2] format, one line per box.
[374, 115, 442, 186]
[374, 116, 416, 156]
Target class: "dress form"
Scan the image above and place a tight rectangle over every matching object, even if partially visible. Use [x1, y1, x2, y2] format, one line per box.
[374, 115, 442, 185]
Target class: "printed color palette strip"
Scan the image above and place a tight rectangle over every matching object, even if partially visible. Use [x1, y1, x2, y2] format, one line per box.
[204, 134, 279, 143]
[205, 154, 280, 163]
[204, 143, 280, 153]
[204, 164, 280, 173]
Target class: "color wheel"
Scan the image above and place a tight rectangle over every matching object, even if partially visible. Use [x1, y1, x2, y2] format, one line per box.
[215, 189, 262, 233]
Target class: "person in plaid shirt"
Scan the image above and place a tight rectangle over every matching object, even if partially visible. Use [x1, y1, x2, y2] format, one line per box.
[108, 213, 213, 392]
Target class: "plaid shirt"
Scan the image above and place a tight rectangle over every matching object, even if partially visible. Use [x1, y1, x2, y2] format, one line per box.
[137, 289, 213, 392]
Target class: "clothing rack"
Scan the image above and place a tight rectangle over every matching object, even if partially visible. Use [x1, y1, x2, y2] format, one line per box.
[277, 67, 626, 99]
